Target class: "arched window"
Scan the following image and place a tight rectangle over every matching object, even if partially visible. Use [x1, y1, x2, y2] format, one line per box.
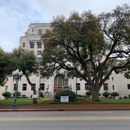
[45, 29, 49, 33]
[38, 29, 42, 35]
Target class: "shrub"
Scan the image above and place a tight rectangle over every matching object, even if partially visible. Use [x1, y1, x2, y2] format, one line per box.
[13, 91, 21, 98]
[124, 96, 128, 99]
[39, 92, 44, 98]
[2, 91, 12, 99]
[55, 90, 77, 101]
[102, 92, 110, 98]
[111, 92, 119, 99]
[86, 91, 91, 98]
[119, 97, 122, 100]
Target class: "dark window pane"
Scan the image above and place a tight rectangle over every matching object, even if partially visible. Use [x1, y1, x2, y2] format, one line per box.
[40, 84, 45, 90]
[104, 83, 108, 90]
[77, 83, 80, 90]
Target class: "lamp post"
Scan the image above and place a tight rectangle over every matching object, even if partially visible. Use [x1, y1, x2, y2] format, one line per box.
[12, 69, 23, 110]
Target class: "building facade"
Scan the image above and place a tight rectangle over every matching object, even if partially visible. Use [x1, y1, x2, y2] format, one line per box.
[0, 23, 130, 99]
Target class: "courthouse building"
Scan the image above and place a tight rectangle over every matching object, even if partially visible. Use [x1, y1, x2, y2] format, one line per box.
[0, 23, 130, 99]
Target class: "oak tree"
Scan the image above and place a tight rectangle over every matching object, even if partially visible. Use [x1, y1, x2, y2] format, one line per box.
[41, 4, 130, 102]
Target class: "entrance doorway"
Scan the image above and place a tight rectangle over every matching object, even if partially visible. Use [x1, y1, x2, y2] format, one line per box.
[54, 75, 64, 94]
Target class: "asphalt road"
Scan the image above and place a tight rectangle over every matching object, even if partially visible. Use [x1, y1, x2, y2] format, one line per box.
[0, 111, 130, 130]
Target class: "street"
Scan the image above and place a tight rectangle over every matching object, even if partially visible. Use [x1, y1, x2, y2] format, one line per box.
[0, 111, 130, 130]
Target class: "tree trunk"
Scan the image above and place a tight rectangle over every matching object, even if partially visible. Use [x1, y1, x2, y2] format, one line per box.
[91, 87, 100, 102]
[33, 86, 37, 104]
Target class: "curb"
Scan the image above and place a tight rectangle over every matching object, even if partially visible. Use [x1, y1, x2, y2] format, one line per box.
[0, 108, 130, 112]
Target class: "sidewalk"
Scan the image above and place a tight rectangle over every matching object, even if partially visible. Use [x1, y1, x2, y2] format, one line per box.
[0, 100, 130, 112]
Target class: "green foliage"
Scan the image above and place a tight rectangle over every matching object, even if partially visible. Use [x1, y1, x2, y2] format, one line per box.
[102, 92, 110, 98]
[13, 91, 21, 98]
[86, 91, 92, 97]
[0, 49, 11, 86]
[111, 92, 119, 99]
[55, 90, 77, 101]
[10, 47, 38, 74]
[2, 91, 12, 99]
[41, 4, 130, 102]
[39, 92, 44, 98]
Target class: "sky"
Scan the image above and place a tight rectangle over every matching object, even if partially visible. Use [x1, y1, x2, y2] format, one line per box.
[0, 0, 130, 52]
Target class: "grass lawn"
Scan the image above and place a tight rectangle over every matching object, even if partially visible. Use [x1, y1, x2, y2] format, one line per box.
[0, 98, 48, 105]
[79, 97, 130, 103]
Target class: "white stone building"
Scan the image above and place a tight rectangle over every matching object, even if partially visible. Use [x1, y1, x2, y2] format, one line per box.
[0, 23, 130, 99]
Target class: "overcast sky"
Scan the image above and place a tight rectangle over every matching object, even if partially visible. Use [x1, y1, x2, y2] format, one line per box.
[0, 0, 129, 52]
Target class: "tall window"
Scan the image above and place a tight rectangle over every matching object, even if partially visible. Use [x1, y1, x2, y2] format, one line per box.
[14, 84, 17, 91]
[37, 51, 41, 55]
[5, 86, 8, 91]
[104, 83, 108, 90]
[30, 42, 34, 48]
[40, 84, 45, 90]
[112, 77, 114, 81]
[112, 85, 114, 90]
[22, 84, 27, 91]
[37, 42, 42, 48]
[38, 29, 42, 35]
[127, 84, 130, 89]
[23, 42, 25, 47]
[76, 83, 80, 90]
[32, 29, 34, 32]
[85, 83, 90, 90]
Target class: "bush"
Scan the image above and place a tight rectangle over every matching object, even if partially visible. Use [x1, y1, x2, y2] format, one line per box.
[124, 96, 128, 99]
[39, 92, 44, 98]
[86, 91, 91, 97]
[2, 91, 12, 99]
[111, 92, 119, 99]
[102, 92, 110, 98]
[55, 90, 77, 101]
[13, 91, 21, 98]
[119, 97, 122, 100]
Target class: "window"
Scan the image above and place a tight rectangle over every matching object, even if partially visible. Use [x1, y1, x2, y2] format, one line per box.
[40, 84, 45, 90]
[30, 42, 34, 48]
[31, 84, 36, 90]
[45, 29, 50, 33]
[37, 42, 42, 48]
[104, 83, 108, 90]
[112, 85, 114, 90]
[67, 64, 71, 67]
[76, 83, 80, 90]
[37, 51, 41, 55]
[5, 86, 8, 90]
[32, 29, 34, 32]
[112, 77, 114, 81]
[23, 42, 25, 47]
[127, 84, 130, 89]
[38, 29, 42, 35]
[85, 83, 90, 90]
[37, 57, 42, 62]
[14, 84, 17, 91]
[22, 84, 27, 91]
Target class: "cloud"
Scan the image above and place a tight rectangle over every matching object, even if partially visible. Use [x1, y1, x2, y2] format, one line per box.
[0, 0, 130, 52]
